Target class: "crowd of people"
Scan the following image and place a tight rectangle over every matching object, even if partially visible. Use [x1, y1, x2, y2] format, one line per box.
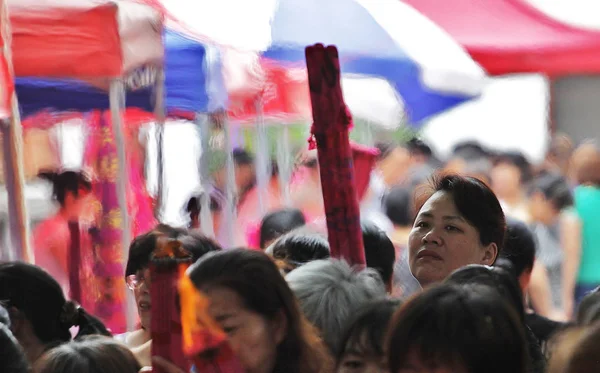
[2, 133, 600, 373]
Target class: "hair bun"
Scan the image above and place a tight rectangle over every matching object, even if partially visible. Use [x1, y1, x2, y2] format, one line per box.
[60, 301, 81, 328]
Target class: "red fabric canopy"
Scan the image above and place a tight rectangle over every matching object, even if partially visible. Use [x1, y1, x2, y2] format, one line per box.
[403, 0, 600, 76]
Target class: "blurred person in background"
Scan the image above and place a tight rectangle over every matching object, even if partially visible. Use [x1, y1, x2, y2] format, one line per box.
[528, 173, 581, 319]
[571, 145, 600, 305]
[258, 208, 306, 249]
[383, 185, 422, 298]
[286, 259, 386, 355]
[540, 133, 573, 177]
[575, 286, 600, 326]
[500, 219, 566, 351]
[32, 170, 95, 306]
[267, 229, 330, 274]
[361, 220, 396, 294]
[547, 322, 600, 373]
[491, 151, 533, 222]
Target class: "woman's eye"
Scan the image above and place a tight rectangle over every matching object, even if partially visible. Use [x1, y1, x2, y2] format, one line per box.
[343, 360, 364, 369]
[415, 221, 428, 228]
[445, 225, 461, 232]
[222, 326, 237, 334]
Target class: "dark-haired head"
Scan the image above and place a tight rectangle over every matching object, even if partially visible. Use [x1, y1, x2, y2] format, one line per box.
[383, 186, 413, 227]
[500, 218, 536, 291]
[361, 220, 395, 292]
[269, 229, 330, 274]
[125, 225, 221, 330]
[445, 262, 525, 322]
[387, 283, 528, 373]
[259, 208, 307, 249]
[33, 336, 141, 373]
[528, 173, 573, 224]
[0, 262, 110, 363]
[187, 249, 331, 373]
[38, 170, 92, 209]
[409, 174, 505, 287]
[0, 305, 29, 373]
[336, 298, 400, 373]
[451, 141, 491, 161]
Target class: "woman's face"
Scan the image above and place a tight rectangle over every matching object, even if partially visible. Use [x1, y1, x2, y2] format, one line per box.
[408, 191, 497, 287]
[133, 268, 151, 330]
[528, 191, 555, 223]
[203, 286, 286, 373]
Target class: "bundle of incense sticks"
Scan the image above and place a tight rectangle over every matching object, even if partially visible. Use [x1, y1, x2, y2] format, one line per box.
[305, 44, 366, 267]
[149, 237, 193, 373]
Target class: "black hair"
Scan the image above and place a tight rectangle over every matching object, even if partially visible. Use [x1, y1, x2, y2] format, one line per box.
[445, 262, 526, 322]
[383, 185, 413, 227]
[406, 137, 432, 158]
[0, 262, 110, 349]
[494, 151, 533, 184]
[336, 298, 401, 365]
[232, 148, 254, 166]
[451, 141, 491, 161]
[374, 142, 399, 161]
[576, 286, 600, 326]
[387, 283, 528, 373]
[500, 218, 537, 277]
[38, 170, 92, 207]
[125, 224, 222, 278]
[271, 229, 330, 271]
[416, 174, 506, 253]
[259, 208, 307, 249]
[530, 172, 573, 211]
[0, 305, 29, 373]
[361, 220, 395, 286]
[188, 249, 331, 373]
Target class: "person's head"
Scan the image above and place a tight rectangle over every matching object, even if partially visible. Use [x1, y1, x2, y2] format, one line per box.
[375, 142, 411, 186]
[445, 262, 525, 322]
[499, 218, 536, 292]
[0, 305, 29, 373]
[445, 141, 491, 175]
[387, 284, 528, 373]
[233, 148, 256, 193]
[125, 225, 222, 330]
[546, 133, 573, 174]
[463, 158, 493, 186]
[575, 286, 600, 326]
[491, 151, 532, 199]
[38, 170, 92, 217]
[336, 299, 401, 373]
[548, 323, 600, 373]
[33, 336, 141, 373]
[528, 173, 573, 224]
[570, 143, 600, 186]
[383, 186, 413, 228]
[0, 262, 110, 363]
[185, 193, 221, 230]
[409, 174, 505, 287]
[259, 208, 307, 249]
[268, 229, 330, 274]
[188, 249, 331, 373]
[361, 220, 396, 293]
[406, 138, 433, 165]
[286, 259, 387, 355]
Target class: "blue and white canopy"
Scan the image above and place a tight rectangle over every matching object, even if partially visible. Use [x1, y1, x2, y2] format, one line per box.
[159, 0, 487, 126]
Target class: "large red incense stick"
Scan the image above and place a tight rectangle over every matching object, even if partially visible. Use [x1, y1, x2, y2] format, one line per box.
[150, 237, 192, 373]
[67, 220, 82, 303]
[305, 44, 366, 266]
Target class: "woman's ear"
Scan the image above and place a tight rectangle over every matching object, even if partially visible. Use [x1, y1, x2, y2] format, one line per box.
[271, 309, 288, 345]
[8, 307, 24, 336]
[481, 242, 498, 266]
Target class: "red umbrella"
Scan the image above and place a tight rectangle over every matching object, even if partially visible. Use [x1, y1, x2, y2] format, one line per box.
[305, 44, 365, 267]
